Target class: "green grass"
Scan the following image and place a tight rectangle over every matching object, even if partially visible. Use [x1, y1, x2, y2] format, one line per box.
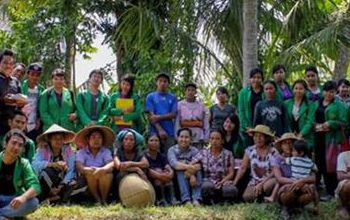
[28, 201, 338, 220]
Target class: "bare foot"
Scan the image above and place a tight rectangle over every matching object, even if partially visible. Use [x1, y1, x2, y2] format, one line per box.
[264, 196, 274, 203]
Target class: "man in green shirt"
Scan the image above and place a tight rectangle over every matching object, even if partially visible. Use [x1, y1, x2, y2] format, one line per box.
[0, 129, 41, 219]
[76, 69, 109, 127]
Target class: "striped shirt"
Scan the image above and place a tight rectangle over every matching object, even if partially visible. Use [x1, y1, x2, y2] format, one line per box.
[286, 156, 317, 180]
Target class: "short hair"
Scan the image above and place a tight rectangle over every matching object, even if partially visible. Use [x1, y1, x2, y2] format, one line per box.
[15, 62, 26, 69]
[323, 80, 337, 91]
[9, 110, 28, 121]
[4, 129, 26, 147]
[177, 127, 192, 137]
[216, 86, 229, 96]
[51, 68, 65, 78]
[272, 64, 286, 74]
[338, 78, 350, 88]
[249, 67, 264, 79]
[184, 83, 197, 90]
[89, 69, 103, 79]
[305, 65, 318, 75]
[293, 140, 309, 156]
[0, 49, 15, 63]
[263, 79, 278, 91]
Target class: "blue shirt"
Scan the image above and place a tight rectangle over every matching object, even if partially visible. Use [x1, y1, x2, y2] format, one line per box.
[167, 144, 199, 168]
[145, 91, 177, 136]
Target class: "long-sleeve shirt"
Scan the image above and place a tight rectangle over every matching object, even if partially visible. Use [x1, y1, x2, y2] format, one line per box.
[167, 144, 199, 169]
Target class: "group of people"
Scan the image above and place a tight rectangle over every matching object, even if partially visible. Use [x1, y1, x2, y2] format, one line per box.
[1, 48, 350, 219]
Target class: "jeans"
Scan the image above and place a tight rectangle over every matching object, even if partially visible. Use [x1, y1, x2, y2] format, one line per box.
[0, 195, 39, 219]
[176, 171, 202, 203]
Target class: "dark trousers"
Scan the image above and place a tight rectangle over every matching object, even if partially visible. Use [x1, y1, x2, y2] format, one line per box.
[314, 133, 338, 195]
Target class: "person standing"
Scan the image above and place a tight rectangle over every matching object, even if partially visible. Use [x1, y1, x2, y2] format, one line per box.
[272, 64, 293, 101]
[145, 73, 177, 152]
[176, 83, 209, 148]
[39, 68, 78, 132]
[305, 65, 322, 102]
[21, 63, 45, 142]
[0, 49, 23, 136]
[76, 69, 110, 127]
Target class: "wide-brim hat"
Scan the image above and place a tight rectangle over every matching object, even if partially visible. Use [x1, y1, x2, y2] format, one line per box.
[249, 125, 275, 137]
[37, 124, 75, 144]
[275, 132, 299, 144]
[74, 125, 115, 148]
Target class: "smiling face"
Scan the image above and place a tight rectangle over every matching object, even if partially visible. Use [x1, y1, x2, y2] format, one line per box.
[0, 55, 14, 77]
[293, 82, 306, 98]
[338, 83, 349, 98]
[8, 114, 27, 131]
[305, 71, 318, 87]
[177, 129, 191, 150]
[223, 117, 235, 133]
[89, 72, 103, 88]
[323, 89, 336, 102]
[120, 80, 131, 96]
[49, 133, 64, 152]
[250, 73, 263, 88]
[52, 75, 65, 90]
[253, 132, 267, 148]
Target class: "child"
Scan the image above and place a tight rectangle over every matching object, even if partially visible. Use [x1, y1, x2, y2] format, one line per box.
[145, 134, 175, 206]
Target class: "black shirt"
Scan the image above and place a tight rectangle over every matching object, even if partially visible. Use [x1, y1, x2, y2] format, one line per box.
[55, 92, 63, 107]
[315, 99, 326, 124]
[145, 152, 168, 169]
[0, 161, 16, 195]
[250, 89, 263, 121]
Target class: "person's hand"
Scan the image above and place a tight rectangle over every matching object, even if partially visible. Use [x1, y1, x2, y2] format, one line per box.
[68, 113, 77, 121]
[246, 128, 254, 137]
[150, 114, 159, 124]
[10, 195, 26, 209]
[291, 179, 304, 191]
[322, 122, 330, 131]
[119, 162, 131, 171]
[137, 168, 147, 181]
[122, 106, 134, 114]
[215, 180, 224, 189]
[93, 167, 106, 177]
[158, 129, 168, 141]
[56, 161, 67, 171]
[189, 175, 197, 187]
[83, 167, 95, 176]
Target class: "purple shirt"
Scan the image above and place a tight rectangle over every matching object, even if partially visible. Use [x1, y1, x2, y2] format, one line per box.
[271, 154, 292, 178]
[176, 100, 209, 143]
[280, 85, 293, 100]
[192, 148, 234, 184]
[76, 147, 113, 167]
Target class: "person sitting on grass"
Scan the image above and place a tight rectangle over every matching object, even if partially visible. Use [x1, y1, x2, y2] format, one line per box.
[167, 128, 202, 205]
[233, 125, 277, 202]
[276, 140, 319, 218]
[335, 150, 350, 219]
[265, 132, 298, 203]
[32, 124, 77, 204]
[0, 129, 41, 219]
[113, 129, 149, 179]
[191, 129, 237, 204]
[144, 134, 175, 206]
[75, 125, 115, 205]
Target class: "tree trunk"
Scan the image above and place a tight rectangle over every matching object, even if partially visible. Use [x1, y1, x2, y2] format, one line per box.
[334, 46, 350, 81]
[64, 37, 73, 89]
[242, 0, 258, 86]
[116, 44, 124, 83]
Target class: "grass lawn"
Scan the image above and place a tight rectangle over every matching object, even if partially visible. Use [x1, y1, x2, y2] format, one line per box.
[27, 201, 338, 220]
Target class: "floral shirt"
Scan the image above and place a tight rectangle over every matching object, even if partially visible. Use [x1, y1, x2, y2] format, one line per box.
[245, 145, 278, 186]
[192, 148, 234, 184]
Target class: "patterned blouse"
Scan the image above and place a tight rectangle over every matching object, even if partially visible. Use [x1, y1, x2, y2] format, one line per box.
[245, 145, 278, 186]
[192, 148, 234, 184]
